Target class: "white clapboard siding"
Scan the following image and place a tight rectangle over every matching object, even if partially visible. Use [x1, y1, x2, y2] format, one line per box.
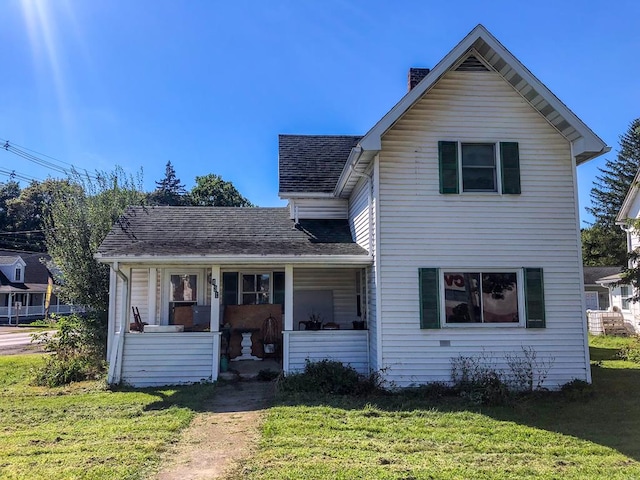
[290, 198, 348, 219]
[286, 330, 369, 374]
[377, 70, 588, 387]
[130, 268, 149, 324]
[121, 333, 217, 387]
[348, 176, 371, 251]
[294, 268, 359, 329]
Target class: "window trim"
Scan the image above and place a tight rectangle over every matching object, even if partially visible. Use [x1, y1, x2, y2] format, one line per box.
[439, 268, 525, 328]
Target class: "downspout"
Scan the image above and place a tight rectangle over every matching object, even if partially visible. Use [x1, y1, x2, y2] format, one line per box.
[349, 160, 376, 374]
[108, 262, 129, 385]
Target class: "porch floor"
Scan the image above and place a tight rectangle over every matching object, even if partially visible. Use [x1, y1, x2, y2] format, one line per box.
[220, 358, 281, 381]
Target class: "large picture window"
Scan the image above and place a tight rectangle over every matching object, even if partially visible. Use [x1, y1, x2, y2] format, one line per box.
[444, 271, 519, 324]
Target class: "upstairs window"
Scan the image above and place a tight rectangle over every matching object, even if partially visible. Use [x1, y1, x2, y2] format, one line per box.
[461, 144, 496, 192]
[14, 268, 22, 282]
[439, 141, 521, 194]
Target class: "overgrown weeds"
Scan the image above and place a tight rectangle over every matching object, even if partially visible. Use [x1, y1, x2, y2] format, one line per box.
[617, 336, 640, 363]
[450, 347, 555, 405]
[31, 312, 107, 387]
[277, 359, 386, 396]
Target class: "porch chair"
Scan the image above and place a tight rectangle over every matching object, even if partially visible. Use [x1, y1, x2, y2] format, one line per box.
[130, 306, 147, 332]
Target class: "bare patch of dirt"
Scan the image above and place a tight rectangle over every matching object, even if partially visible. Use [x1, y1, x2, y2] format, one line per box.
[154, 380, 275, 480]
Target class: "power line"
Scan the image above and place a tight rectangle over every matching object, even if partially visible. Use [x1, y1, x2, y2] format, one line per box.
[0, 229, 48, 236]
[1, 138, 97, 181]
[0, 168, 41, 183]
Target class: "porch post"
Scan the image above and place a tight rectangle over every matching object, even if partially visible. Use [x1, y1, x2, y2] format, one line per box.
[210, 265, 221, 332]
[284, 264, 293, 330]
[148, 268, 157, 325]
[7, 292, 12, 325]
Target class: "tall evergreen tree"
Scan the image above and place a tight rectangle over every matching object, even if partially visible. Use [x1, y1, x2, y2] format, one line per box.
[148, 161, 186, 205]
[583, 118, 640, 266]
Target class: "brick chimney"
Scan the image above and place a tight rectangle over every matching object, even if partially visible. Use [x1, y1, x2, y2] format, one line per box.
[408, 68, 430, 91]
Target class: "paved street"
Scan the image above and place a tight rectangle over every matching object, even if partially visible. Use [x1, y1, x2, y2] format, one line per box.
[0, 328, 53, 354]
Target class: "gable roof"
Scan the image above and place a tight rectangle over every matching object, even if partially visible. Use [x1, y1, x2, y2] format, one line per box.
[97, 206, 370, 264]
[335, 24, 610, 197]
[0, 256, 23, 266]
[278, 135, 362, 195]
[0, 250, 52, 293]
[583, 266, 622, 286]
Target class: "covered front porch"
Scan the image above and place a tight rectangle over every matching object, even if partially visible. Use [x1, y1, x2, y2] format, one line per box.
[107, 262, 372, 387]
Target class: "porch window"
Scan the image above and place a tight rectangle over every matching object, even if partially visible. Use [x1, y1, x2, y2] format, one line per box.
[242, 273, 270, 305]
[169, 274, 198, 326]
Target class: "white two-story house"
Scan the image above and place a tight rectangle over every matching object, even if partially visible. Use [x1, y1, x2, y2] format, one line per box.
[97, 25, 608, 387]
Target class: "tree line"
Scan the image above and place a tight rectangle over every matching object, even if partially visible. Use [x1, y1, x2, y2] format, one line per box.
[582, 118, 640, 267]
[0, 161, 253, 252]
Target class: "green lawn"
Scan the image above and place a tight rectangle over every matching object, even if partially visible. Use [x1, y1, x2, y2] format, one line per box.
[2, 337, 640, 479]
[239, 335, 640, 480]
[0, 355, 216, 479]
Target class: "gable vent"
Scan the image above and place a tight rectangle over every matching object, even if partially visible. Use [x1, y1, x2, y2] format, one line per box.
[456, 55, 489, 72]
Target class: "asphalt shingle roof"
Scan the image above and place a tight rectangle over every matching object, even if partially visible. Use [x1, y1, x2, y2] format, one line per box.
[583, 266, 623, 285]
[98, 206, 369, 258]
[278, 135, 362, 194]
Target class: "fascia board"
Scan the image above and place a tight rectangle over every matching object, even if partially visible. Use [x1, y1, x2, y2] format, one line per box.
[278, 192, 335, 199]
[95, 254, 373, 266]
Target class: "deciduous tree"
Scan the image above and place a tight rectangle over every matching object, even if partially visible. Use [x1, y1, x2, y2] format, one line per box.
[188, 173, 253, 207]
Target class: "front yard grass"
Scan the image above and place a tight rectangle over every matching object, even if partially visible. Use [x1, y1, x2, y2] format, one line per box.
[0, 355, 216, 479]
[239, 335, 640, 479]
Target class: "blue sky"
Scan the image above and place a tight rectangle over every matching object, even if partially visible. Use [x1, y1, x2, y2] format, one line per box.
[1, 1, 638, 225]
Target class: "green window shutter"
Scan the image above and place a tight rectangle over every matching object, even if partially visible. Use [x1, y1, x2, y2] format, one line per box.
[222, 272, 238, 306]
[273, 271, 285, 312]
[524, 268, 545, 328]
[500, 142, 521, 194]
[419, 268, 440, 329]
[438, 141, 459, 194]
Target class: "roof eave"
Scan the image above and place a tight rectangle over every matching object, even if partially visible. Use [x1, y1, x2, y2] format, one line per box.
[95, 253, 373, 266]
[616, 168, 640, 224]
[278, 192, 336, 200]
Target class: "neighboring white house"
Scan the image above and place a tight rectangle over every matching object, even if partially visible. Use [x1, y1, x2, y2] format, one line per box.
[609, 166, 640, 332]
[0, 250, 78, 323]
[97, 25, 609, 388]
[583, 266, 621, 311]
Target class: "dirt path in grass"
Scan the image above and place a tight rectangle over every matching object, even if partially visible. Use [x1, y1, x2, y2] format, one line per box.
[154, 380, 275, 480]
